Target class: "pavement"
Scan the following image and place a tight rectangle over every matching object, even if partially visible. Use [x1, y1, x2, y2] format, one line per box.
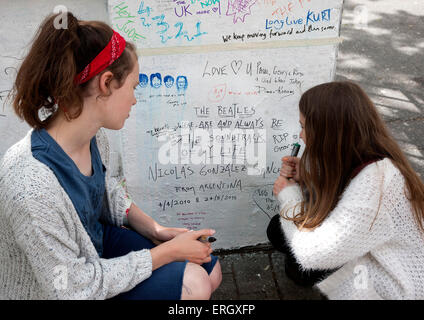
[211, 245, 326, 300]
[210, 0, 424, 300]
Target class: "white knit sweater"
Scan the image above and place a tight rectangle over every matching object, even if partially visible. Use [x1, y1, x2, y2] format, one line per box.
[277, 158, 424, 300]
[0, 129, 152, 300]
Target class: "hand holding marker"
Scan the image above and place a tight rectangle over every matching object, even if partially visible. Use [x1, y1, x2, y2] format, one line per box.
[198, 235, 217, 243]
[187, 229, 217, 243]
[283, 143, 301, 181]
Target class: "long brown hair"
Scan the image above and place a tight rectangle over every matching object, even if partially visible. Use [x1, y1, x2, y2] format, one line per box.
[11, 11, 137, 129]
[282, 81, 424, 232]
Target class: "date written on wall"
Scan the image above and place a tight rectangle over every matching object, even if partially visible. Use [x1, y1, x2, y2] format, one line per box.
[158, 194, 237, 212]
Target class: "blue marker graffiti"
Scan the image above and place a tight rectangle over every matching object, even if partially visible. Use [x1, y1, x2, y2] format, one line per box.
[164, 75, 175, 88]
[139, 73, 149, 88]
[138, 1, 152, 27]
[136, 2, 207, 44]
[265, 16, 303, 30]
[176, 76, 188, 91]
[265, 8, 332, 30]
[150, 73, 162, 88]
[306, 8, 331, 25]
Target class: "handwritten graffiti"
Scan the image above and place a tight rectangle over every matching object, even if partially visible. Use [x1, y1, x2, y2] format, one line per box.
[138, 1, 208, 44]
[0, 60, 19, 116]
[265, 16, 303, 30]
[272, 0, 313, 18]
[189, 0, 222, 15]
[208, 84, 227, 102]
[267, 8, 331, 30]
[113, 2, 145, 41]
[202, 60, 244, 77]
[175, 4, 193, 17]
[306, 8, 331, 25]
[226, 0, 257, 24]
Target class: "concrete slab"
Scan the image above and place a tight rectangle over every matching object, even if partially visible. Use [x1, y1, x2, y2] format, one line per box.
[336, 0, 424, 122]
[234, 252, 279, 300]
[386, 119, 424, 177]
[270, 252, 325, 300]
[211, 249, 326, 300]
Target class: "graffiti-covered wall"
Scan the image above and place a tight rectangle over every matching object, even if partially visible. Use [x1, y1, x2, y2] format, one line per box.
[0, 0, 343, 249]
[110, 0, 344, 249]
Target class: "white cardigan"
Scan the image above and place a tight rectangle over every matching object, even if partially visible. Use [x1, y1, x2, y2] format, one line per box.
[0, 129, 152, 299]
[277, 158, 424, 300]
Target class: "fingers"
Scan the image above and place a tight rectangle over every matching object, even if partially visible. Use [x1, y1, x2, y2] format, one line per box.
[280, 156, 299, 179]
[203, 255, 212, 264]
[190, 228, 216, 239]
[282, 156, 300, 163]
[151, 239, 164, 246]
[190, 255, 212, 265]
[281, 156, 297, 164]
[280, 166, 295, 178]
[188, 242, 213, 265]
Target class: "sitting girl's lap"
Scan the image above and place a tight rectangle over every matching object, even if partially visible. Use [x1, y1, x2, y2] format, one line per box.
[102, 224, 218, 300]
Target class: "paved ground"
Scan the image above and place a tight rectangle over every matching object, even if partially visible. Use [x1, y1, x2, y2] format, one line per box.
[210, 0, 424, 300]
[211, 245, 326, 300]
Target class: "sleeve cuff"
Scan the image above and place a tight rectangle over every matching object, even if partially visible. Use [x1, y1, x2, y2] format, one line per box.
[132, 249, 153, 282]
[119, 178, 133, 226]
[277, 184, 303, 212]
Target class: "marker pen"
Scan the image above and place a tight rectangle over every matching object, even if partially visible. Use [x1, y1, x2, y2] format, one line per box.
[285, 143, 301, 181]
[291, 142, 301, 157]
[198, 236, 217, 243]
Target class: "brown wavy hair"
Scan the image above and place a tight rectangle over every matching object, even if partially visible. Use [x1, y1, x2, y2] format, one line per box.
[11, 11, 137, 129]
[282, 81, 424, 232]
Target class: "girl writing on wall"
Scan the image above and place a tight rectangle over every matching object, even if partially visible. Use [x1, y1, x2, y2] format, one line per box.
[268, 81, 424, 299]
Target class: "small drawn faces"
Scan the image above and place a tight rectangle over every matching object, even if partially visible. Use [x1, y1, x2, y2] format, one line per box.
[150, 73, 162, 88]
[140, 73, 187, 90]
[176, 76, 188, 91]
[164, 75, 174, 88]
[139, 73, 148, 88]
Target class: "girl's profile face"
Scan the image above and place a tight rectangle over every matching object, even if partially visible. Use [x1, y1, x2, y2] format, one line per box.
[299, 112, 306, 144]
[103, 59, 139, 130]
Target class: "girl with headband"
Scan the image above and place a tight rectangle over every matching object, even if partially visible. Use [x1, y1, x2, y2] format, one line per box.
[0, 12, 221, 300]
[269, 81, 424, 299]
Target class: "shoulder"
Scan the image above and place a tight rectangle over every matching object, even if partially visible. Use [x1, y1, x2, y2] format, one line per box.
[355, 158, 403, 188]
[0, 130, 37, 185]
[1, 130, 32, 166]
[0, 130, 64, 214]
[340, 158, 404, 205]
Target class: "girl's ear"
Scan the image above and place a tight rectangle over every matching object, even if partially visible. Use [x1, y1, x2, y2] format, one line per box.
[98, 71, 114, 95]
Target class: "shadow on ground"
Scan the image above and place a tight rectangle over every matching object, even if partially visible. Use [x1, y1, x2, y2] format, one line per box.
[337, 1, 424, 177]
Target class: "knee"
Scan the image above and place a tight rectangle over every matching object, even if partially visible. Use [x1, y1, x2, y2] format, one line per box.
[182, 263, 212, 300]
[210, 261, 222, 292]
[196, 275, 212, 300]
